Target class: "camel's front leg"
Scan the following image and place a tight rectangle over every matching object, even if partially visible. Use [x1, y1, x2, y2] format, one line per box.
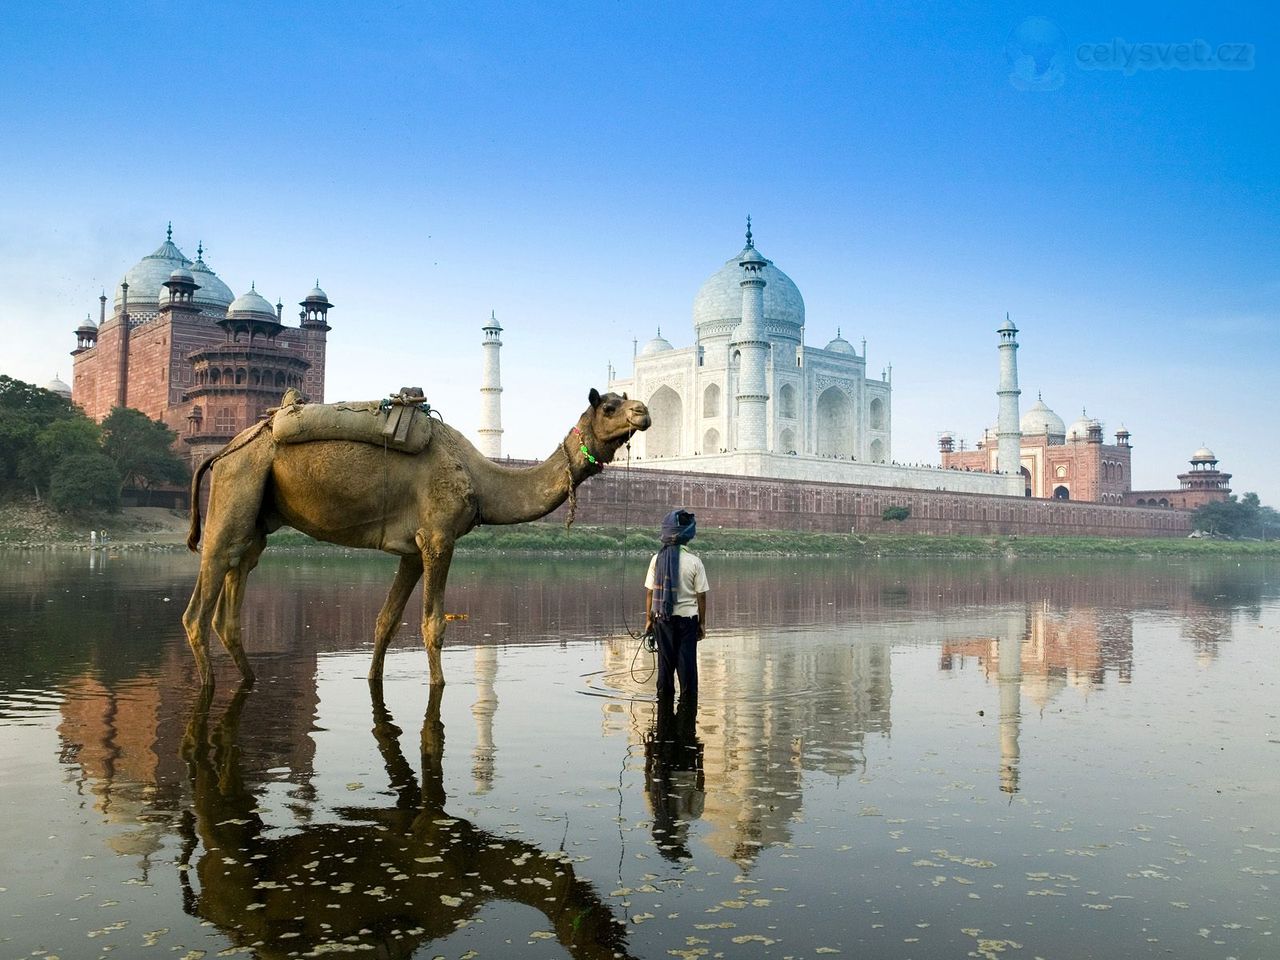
[417, 530, 456, 687]
[368, 554, 425, 682]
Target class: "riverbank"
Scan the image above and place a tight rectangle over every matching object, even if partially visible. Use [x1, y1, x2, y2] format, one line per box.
[2, 500, 1277, 557]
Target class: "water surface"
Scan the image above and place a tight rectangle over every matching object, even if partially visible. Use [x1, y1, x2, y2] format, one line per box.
[1, 550, 1277, 959]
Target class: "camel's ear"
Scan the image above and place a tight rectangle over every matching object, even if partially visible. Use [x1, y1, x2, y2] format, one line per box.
[588, 388, 602, 408]
[622, 392, 628, 400]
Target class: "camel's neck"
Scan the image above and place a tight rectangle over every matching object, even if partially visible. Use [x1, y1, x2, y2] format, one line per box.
[466, 417, 610, 526]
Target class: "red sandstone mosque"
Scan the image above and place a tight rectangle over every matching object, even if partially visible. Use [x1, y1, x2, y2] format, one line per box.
[70, 226, 331, 468]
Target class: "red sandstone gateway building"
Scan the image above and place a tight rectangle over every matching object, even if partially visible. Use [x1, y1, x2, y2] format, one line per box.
[70, 227, 331, 468]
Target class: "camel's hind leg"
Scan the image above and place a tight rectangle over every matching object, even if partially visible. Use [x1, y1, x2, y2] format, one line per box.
[368, 554, 425, 683]
[417, 531, 456, 687]
[183, 436, 275, 688]
[211, 533, 266, 685]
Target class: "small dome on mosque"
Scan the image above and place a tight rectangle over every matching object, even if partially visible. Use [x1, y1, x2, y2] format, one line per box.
[76, 313, 97, 333]
[227, 285, 279, 321]
[1191, 446, 1217, 463]
[640, 329, 674, 356]
[189, 246, 235, 311]
[167, 267, 196, 284]
[44, 375, 72, 398]
[304, 282, 330, 302]
[824, 329, 857, 355]
[1020, 396, 1065, 437]
[1066, 413, 1095, 441]
[692, 222, 806, 337]
[998, 314, 1017, 333]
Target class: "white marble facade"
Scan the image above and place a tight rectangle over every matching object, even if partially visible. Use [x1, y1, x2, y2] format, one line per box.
[609, 224, 893, 465]
[606, 223, 1022, 498]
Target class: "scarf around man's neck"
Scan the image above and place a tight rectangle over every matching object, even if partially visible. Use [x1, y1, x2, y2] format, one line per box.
[653, 511, 696, 620]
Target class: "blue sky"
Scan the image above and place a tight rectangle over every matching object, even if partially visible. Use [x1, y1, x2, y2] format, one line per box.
[2, 2, 1275, 501]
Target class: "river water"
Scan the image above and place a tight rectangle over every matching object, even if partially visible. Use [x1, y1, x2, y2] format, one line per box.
[1, 550, 1277, 960]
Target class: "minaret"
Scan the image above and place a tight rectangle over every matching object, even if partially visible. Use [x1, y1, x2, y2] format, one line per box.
[479, 311, 504, 458]
[732, 217, 770, 452]
[996, 314, 1021, 475]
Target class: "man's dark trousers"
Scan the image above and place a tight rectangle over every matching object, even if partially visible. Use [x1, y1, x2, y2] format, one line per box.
[655, 615, 699, 699]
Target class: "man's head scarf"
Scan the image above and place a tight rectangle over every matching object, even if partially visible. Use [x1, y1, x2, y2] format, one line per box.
[653, 510, 696, 620]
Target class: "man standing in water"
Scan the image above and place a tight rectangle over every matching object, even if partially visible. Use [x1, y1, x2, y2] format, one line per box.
[643, 509, 709, 700]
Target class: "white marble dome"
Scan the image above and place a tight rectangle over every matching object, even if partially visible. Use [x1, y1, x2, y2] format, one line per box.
[115, 235, 189, 312]
[1066, 414, 1094, 441]
[189, 255, 235, 311]
[227, 286, 279, 321]
[114, 231, 235, 315]
[640, 331, 674, 356]
[1020, 397, 1065, 437]
[43, 375, 72, 398]
[693, 244, 805, 337]
[824, 332, 856, 355]
[1191, 446, 1217, 463]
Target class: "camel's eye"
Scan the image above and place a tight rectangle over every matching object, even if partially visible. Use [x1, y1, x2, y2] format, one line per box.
[603, 402, 619, 415]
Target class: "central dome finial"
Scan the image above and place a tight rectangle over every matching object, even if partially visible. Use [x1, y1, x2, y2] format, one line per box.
[745, 214, 753, 248]
[166, 221, 173, 242]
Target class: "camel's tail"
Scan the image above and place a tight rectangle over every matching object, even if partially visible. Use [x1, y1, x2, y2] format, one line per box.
[186, 421, 272, 551]
[186, 453, 218, 551]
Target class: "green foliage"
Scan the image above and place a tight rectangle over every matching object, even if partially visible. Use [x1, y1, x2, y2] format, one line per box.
[0, 375, 78, 495]
[101, 407, 189, 492]
[49, 452, 122, 514]
[882, 505, 911, 522]
[1191, 492, 1280, 539]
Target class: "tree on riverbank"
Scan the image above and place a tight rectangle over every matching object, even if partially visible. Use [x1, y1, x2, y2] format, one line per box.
[1192, 492, 1280, 539]
[0, 377, 187, 513]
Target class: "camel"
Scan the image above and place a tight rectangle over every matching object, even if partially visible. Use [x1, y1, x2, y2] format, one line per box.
[183, 388, 650, 688]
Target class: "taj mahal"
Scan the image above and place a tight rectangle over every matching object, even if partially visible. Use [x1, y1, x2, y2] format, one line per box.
[480, 220, 1021, 496]
[602, 221, 1022, 497]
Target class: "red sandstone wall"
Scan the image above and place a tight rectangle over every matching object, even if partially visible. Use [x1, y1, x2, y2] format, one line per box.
[530, 464, 1192, 538]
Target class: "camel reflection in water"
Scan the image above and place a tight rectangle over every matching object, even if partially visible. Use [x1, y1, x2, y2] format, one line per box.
[179, 684, 633, 960]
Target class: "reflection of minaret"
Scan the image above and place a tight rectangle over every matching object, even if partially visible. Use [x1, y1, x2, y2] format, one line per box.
[472, 645, 498, 793]
[996, 314, 1021, 475]
[996, 619, 1024, 794]
[732, 218, 769, 452]
[478, 311, 504, 458]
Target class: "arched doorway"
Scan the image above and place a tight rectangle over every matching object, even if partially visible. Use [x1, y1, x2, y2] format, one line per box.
[645, 386, 682, 458]
[703, 427, 721, 453]
[778, 427, 795, 453]
[869, 438, 885, 462]
[702, 382, 720, 418]
[816, 386, 854, 458]
[778, 383, 797, 419]
[1053, 485, 1070, 500]
[869, 396, 885, 430]
[1021, 465, 1032, 497]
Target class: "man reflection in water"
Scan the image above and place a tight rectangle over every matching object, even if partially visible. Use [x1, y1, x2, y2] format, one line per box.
[642, 509, 709, 701]
[645, 696, 705, 860]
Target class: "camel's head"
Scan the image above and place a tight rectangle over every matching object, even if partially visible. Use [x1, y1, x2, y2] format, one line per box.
[584, 388, 650, 458]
